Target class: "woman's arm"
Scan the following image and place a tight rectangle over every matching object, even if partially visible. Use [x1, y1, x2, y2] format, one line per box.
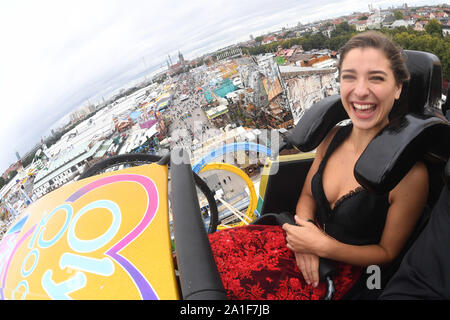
[287, 161, 429, 267]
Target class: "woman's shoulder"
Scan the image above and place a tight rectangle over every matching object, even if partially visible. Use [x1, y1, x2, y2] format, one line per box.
[389, 161, 429, 203]
[400, 161, 429, 189]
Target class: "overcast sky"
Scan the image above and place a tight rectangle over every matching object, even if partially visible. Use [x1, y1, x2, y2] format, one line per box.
[0, 0, 444, 173]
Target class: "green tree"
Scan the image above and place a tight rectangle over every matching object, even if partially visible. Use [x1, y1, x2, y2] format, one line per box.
[331, 34, 354, 50]
[331, 22, 355, 37]
[394, 11, 403, 20]
[425, 19, 442, 37]
[6, 170, 17, 182]
[254, 36, 264, 42]
[392, 29, 449, 81]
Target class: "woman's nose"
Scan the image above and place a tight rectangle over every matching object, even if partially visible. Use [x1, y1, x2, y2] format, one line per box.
[353, 79, 370, 97]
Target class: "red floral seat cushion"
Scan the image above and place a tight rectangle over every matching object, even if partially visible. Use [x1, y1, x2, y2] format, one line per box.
[208, 225, 362, 300]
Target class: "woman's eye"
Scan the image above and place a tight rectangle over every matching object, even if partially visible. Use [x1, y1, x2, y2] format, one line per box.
[370, 76, 385, 81]
[341, 75, 355, 80]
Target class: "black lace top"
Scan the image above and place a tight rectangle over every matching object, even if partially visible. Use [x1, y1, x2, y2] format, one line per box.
[311, 125, 390, 246]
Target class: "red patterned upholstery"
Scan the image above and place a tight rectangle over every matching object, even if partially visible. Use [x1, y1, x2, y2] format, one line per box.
[209, 225, 362, 300]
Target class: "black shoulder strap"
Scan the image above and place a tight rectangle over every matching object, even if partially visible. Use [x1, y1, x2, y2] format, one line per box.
[318, 125, 353, 172]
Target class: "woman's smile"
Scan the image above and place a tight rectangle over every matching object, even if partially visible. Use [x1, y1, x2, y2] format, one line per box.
[351, 102, 378, 119]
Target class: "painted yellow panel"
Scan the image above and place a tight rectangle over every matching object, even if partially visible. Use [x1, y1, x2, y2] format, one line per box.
[258, 151, 316, 201]
[0, 163, 178, 300]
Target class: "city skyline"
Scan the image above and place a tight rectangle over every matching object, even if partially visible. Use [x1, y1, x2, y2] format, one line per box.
[0, 0, 445, 174]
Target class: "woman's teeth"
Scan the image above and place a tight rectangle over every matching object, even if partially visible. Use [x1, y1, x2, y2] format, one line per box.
[353, 103, 375, 110]
[351, 103, 377, 119]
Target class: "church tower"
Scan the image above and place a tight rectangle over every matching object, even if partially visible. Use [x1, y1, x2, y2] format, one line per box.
[178, 51, 185, 69]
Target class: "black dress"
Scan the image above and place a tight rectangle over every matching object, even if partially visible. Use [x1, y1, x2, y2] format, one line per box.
[310, 124, 392, 299]
[311, 124, 390, 246]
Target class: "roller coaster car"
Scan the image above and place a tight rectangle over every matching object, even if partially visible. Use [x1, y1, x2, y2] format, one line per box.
[0, 50, 448, 300]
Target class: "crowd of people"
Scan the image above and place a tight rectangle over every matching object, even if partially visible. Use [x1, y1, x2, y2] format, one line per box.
[167, 73, 221, 151]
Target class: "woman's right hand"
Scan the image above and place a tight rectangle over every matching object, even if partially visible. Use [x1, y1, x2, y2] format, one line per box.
[295, 251, 319, 288]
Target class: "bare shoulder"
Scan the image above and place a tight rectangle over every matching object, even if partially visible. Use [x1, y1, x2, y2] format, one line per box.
[389, 161, 429, 204]
[400, 161, 428, 190]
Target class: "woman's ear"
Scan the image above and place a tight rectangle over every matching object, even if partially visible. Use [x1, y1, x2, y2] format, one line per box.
[395, 83, 403, 100]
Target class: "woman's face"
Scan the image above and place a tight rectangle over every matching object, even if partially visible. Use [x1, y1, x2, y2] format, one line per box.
[339, 47, 402, 132]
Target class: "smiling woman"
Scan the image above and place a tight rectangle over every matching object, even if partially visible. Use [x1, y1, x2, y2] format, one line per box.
[281, 31, 429, 298]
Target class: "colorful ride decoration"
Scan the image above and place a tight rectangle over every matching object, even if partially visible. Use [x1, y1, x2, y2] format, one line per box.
[192, 142, 272, 174]
[198, 162, 258, 230]
[192, 142, 272, 222]
[0, 164, 178, 300]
